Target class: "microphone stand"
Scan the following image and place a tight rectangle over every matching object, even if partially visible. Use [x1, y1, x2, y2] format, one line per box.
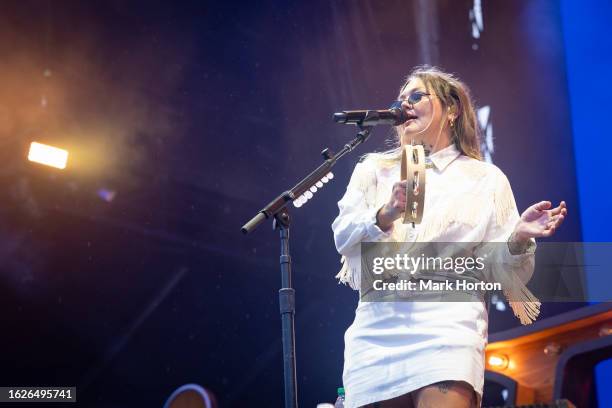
[242, 119, 376, 408]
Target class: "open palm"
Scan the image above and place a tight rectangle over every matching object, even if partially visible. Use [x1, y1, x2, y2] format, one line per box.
[514, 201, 567, 240]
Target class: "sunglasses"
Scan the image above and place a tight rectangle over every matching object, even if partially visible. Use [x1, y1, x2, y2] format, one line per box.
[399, 91, 431, 105]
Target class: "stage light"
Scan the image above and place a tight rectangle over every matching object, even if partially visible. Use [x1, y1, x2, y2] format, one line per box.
[28, 142, 69, 169]
[599, 324, 612, 337]
[488, 354, 509, 370]
[544, 342, 562, 356]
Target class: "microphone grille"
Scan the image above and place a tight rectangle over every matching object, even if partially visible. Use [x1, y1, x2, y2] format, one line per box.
[389, 101, 408, 125]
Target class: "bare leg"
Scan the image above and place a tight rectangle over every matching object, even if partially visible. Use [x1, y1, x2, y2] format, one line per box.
[411, 381, 479, 408]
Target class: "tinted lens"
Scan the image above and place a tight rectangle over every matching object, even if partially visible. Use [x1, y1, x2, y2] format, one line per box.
[408, 92, 425, 105]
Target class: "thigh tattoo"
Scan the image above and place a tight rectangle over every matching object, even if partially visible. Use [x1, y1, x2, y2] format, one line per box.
[435, 381, 452, 394]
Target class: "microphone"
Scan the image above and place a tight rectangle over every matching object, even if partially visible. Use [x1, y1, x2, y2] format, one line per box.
[333, 101, 408, 126]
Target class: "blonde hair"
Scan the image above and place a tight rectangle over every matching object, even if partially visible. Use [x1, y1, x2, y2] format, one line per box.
[365, 65, 482, 165]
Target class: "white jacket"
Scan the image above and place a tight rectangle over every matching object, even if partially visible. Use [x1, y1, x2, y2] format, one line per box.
[331, 143, 539, 324]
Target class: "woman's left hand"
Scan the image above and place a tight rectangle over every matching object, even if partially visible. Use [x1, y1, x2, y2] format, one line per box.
[513, 200, 567, 241]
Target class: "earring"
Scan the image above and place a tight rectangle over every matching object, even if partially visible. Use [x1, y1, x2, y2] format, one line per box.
[449, 118, 455, 129]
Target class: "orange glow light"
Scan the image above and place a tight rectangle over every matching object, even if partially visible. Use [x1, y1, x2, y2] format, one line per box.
[488, 354, 509, 370]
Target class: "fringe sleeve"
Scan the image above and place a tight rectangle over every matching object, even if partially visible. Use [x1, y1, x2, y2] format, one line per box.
[481, 168, 541, 325]
[332, 158, 389, 290]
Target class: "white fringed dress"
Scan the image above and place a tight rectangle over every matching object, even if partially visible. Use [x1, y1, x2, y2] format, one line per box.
[332, 144, 538, 408]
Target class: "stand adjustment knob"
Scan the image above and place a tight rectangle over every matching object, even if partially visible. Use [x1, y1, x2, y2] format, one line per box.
[321, 148, 334, 160]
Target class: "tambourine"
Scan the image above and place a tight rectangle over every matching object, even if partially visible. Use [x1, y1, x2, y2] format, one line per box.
[400, 144, 426, 224]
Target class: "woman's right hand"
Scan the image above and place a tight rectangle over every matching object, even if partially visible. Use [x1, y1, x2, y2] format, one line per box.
[376, 180, 408, 231]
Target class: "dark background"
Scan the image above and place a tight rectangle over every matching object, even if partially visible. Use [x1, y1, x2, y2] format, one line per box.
[0, 1, 589, 406]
